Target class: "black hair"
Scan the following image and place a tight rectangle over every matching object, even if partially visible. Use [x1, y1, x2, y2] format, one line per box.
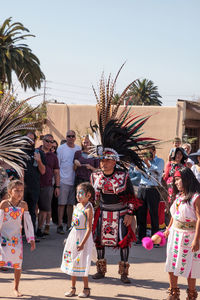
[53, 140, 58, 147]
[27, 131, 37, 140]
[60, 139, 67, 145]
[171, 147, 187, 164]
[146, 145, 156, 152]
[77, 182, 95, 202]
[43, 134, 53, 140]
[173, 167, 200, 203]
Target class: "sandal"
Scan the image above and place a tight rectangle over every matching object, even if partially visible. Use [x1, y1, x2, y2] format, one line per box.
[65, 287, 76, 297]
[78, 288, 91, 298]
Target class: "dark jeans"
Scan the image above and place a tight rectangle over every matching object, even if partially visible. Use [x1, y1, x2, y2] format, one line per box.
[136, 186, 160, 241]
[24, 189, 39, 234]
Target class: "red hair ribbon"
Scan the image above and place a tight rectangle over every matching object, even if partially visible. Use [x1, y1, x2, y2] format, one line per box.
[174, 170, 181, 177]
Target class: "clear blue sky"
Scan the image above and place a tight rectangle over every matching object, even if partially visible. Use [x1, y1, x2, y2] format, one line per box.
[1, 0, 200, 107]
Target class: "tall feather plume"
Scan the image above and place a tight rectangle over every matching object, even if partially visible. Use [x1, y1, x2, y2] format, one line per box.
[92, 64, 126, 137]
[90, 64, 158, 170]
[0, 90, 38, 176]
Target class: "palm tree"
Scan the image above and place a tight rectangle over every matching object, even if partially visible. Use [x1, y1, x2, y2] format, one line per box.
[0, 17, 45, 92]
[112, 93, 121, 105]
[124, 79, 162, 106]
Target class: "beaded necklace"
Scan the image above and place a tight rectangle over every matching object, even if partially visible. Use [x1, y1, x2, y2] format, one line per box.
[176, 192, 184, 212]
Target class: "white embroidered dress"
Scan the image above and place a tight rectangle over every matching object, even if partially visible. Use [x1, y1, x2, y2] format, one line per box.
[0, 205, 34, 269]
[165, 193, 200, 278]
[61, 202, 94, 276]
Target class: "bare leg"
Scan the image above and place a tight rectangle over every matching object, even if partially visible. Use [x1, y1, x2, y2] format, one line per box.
[71, 276, 76, 288]
[79, 277, 90, 297]
[82, 276, 89, 288]
[168, 272, 178, 288]
[65, 276, 76, 296]
[46, 211, 51, 225]
[14, 269, 22, 297]
[38, 211, 47, 229]
[187, 277, 196, 290]
[58, 205, 65, 226]
[67, 205, 73, 228]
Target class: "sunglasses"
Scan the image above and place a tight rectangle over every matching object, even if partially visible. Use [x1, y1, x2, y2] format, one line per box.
[67, 135, 75, 138]
[44, 139, 54, 144]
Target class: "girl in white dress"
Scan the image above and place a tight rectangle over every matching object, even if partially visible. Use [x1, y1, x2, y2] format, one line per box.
[0, 180, 35, 297]
[164, 167, 200, 300]
[61, 182, 94, 298]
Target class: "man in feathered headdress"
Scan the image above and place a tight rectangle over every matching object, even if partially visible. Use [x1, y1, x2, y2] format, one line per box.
[89, 64, 157, 284]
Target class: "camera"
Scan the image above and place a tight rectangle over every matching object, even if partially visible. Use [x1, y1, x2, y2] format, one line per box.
[143, 151, 153, 160]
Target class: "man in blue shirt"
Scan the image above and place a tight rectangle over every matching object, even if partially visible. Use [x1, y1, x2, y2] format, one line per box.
[136, 145, 164, 244]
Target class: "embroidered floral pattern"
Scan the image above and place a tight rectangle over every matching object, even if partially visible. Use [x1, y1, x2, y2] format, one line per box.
[71, 214, 80, 227]
[6, 261, 13, 267]
[0, 261, 5, 267]
[0, 205, 25, 270]
[172, 232, 179, 269]
[1, 237, 9, 247]
[180, 248, 189, 274]
[183, 235, 190, 246]
[64, 250, 72, 263]
[194, 253, 200, 260]
[10, 207, 20, 219]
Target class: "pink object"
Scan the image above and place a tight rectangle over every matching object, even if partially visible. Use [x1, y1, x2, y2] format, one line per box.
[142, 237, 153, 250]
[142, 231, 166, 251]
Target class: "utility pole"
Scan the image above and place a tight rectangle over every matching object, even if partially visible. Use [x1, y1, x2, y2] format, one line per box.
[43, 79, 46, 103]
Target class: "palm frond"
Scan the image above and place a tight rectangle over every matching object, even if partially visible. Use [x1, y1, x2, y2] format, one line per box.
[0, 91, 37, 175]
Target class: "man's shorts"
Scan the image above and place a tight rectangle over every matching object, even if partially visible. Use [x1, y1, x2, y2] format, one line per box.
[58, 183, 75, 205]
[38, 186, 54, 212]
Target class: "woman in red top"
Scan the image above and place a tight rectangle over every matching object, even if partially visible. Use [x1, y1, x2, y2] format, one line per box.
[163, 147, 187, 204]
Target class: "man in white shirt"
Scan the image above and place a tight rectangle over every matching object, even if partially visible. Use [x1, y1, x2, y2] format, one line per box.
[57, 130, 81, 234]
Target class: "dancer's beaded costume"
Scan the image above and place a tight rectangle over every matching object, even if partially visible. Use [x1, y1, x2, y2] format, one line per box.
[92, 168, 137, 250]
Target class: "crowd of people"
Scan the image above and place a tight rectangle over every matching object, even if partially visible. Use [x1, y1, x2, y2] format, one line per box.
[1, 130, 200, 298]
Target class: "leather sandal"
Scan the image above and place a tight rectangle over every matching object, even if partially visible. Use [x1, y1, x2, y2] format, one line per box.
[78, 288, 91, 298]
[65, 287, 76, 297]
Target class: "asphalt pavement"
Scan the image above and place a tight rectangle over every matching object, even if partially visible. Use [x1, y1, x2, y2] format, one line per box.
[0, 224, 199, 300]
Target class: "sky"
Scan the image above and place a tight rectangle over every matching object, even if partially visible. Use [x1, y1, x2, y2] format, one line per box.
[1, 0, 200, 107]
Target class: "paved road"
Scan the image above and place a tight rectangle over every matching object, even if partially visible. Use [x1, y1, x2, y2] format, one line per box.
[0, 224, 199, 300]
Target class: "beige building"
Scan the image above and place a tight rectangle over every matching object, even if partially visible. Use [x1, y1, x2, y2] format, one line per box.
[42, 100, 200, 163]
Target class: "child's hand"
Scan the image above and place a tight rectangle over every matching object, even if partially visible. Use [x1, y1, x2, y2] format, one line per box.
[191, 239, 199, 252]
[77, 243, 84, 251]
[30, 240, 36, 251]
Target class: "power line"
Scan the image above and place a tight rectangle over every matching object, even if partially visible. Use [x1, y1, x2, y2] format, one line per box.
[46, 80, 92, 90]
[47, 87, 93, 96]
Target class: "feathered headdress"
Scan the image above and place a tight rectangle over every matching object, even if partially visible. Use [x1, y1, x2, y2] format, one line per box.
[89, 64, 157, 170]
[0, 90, 37, 176]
